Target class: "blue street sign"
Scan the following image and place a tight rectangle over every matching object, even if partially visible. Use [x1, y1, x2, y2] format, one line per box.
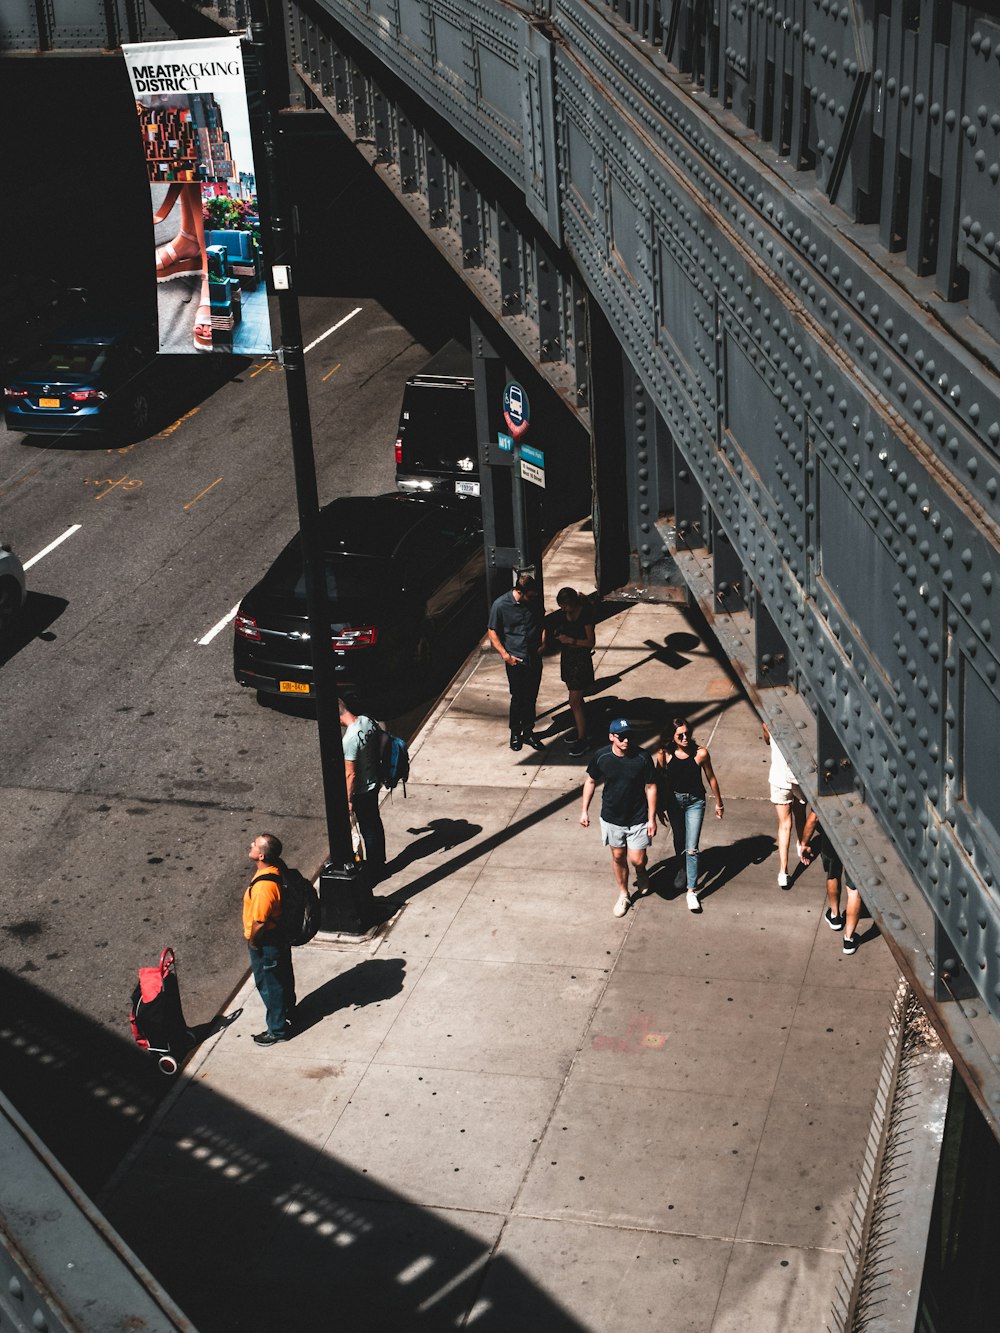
[503, 381, 530, 431]
[498, 432, 513, 452]
[520, 443, 544, 469]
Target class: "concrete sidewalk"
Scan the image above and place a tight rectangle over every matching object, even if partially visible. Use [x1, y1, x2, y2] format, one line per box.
[104, 523, 901, 1332]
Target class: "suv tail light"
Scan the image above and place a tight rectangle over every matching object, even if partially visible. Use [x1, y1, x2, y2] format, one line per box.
[234, 611, 260, 641]
[4, 388, 27, 399]
[331, 626, 377, 649]
[68, 389, 107, 403]
[394, 436, 403, 465]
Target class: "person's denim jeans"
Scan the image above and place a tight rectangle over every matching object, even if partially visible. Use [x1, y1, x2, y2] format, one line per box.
[353, 786, 386, 877]
[668, 793, 706, 889]
[248, 940, 296, 1035]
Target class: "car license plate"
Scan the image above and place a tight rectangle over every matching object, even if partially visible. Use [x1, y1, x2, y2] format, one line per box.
[39, 397, 61, 408]
[455, 480, 480, 496]
[279, 680, 310, 694]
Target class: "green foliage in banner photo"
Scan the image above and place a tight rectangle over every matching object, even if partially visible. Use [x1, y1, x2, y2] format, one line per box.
[203, 195, 260, 251]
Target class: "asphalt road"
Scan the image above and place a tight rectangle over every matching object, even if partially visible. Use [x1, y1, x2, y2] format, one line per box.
[1, 98, 589, 1186]
[0, 295, 470, 1184]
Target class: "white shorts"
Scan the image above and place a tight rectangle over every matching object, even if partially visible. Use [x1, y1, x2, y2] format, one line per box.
[770, 782, 805, 806]
[600, 818, 651, 850]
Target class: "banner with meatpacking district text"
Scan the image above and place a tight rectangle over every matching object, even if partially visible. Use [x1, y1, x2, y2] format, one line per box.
[123, 37, 274, 356]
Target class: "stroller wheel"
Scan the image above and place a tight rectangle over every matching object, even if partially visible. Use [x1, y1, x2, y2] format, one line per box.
[158, 1055, 179, 1076]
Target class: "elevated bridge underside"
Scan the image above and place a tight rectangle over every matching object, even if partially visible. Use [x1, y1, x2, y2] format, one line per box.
[6, 0, 1000, 1138]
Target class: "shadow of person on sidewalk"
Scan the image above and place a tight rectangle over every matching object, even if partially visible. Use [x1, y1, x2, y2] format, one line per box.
[647, 834, 774, 902]
[188, 1007, 243, 1046]
[385, 818, 481, 877]
[293, 957, 406, 1036]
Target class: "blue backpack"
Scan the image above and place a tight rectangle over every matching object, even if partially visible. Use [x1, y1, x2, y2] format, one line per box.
[378, 727, 410, 795]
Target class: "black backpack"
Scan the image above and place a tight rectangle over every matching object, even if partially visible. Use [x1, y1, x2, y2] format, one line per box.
[256, 867, 320, 946]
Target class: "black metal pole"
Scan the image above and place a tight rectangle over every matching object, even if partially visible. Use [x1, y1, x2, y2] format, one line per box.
[245, 9, 367, 918]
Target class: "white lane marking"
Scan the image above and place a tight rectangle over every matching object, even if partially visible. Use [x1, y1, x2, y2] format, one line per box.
[198, 603, 240, 646]
[303, 306, 363, 355]
[23, 524, 82, 570]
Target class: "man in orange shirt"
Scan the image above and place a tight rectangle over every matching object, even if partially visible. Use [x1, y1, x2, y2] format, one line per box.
[243, 832, 296, 1046]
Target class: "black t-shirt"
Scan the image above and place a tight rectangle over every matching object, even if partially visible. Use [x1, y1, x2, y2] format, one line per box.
[545, 607, 592, 659]
[587, 745, 657, 825]
[489, 589, 542, 658]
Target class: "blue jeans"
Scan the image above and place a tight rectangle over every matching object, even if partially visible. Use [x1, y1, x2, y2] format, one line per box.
[667, 794, 706, 889]
[248, 940, 296, 1035]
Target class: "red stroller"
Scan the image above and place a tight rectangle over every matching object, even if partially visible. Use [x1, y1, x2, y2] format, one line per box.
[129, 948, 194, 1075]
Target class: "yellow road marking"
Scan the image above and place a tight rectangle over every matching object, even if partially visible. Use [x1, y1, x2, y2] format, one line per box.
[321, 361, 342, 383]
[85, 475, 143, 500]
[157, 406, 201, 439]
[249, 360, 280, 378]
[0, 466, 40, 499]
[183, 477, 223, 510]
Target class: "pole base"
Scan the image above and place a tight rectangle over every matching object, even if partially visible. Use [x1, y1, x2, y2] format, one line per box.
[318, 860, 375, 935]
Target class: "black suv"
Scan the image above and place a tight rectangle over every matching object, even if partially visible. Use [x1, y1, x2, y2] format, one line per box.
[394, 341, 480, 498]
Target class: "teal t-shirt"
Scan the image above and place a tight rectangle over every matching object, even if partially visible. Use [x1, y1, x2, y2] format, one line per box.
[343, 715, 380, 793]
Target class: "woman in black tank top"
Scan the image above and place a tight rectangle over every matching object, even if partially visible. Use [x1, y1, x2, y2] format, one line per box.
[653, 716, 725, 911]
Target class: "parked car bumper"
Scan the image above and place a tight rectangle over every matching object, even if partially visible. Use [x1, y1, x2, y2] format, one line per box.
[396, 473, 480, 499]
[4, 403, 106, 433]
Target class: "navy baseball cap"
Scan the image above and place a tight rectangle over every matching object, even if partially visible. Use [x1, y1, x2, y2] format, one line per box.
[608, 719, 633, 736]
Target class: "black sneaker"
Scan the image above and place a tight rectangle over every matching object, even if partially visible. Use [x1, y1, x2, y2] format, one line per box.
[842, 935, 858, 955]
[509, 734, 523, 751]
[568, 738, 590, 757]
[824, 908, 844, 931]
[522, 733, 544, 751]
[253, 1029, 289, 1046]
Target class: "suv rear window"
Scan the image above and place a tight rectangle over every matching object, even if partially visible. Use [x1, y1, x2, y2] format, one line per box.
[399, 384, 477, 472]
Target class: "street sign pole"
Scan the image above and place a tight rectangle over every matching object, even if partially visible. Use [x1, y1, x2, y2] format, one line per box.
[246, 5, 371, 931]
[503, 379, 533, 579]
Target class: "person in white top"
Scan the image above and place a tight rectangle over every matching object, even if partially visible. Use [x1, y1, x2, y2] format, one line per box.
[762, 723, 808, 888]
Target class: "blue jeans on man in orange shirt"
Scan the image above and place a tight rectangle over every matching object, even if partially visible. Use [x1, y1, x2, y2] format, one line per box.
[248, 939, 296, 1035]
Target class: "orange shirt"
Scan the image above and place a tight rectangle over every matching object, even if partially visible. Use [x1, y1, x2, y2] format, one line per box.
[243, 863, 283, 940]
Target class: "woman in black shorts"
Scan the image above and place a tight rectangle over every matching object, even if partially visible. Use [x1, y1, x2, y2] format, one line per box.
[545, 587, 596, 756]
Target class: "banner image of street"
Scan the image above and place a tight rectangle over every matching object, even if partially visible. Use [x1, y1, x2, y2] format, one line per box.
[123, 38, 273, 356]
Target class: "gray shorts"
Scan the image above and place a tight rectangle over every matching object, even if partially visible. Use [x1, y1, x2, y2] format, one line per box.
[600, 818, 651, 850]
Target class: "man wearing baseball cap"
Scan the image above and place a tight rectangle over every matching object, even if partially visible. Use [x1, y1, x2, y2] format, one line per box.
[580, 718, 658, 916]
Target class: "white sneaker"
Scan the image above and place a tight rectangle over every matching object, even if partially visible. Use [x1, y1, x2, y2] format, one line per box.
[686, 890, 700, 911]
[777, 871, 789, 888]
[613, 894, 629, 917]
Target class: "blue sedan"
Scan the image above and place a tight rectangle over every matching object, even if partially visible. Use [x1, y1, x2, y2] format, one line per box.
[3, 328, 154, 439]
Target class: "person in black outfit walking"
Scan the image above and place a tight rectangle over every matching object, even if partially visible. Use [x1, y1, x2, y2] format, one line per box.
[488, 573, 545, 751]
[653, 717, 724, 912]
[545, 586, 596, 756]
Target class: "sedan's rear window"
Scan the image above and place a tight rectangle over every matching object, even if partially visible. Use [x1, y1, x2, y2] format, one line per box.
[21, 344, 109, 376]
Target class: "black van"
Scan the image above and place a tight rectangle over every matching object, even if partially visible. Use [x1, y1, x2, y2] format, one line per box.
[394, 340, 480, 498]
